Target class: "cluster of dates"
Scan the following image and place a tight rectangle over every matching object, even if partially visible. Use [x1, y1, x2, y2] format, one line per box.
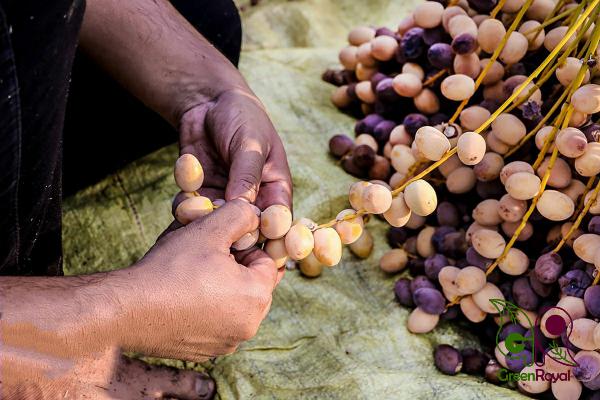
[321, 0, 600, 398]
[171, 153, 382, 278]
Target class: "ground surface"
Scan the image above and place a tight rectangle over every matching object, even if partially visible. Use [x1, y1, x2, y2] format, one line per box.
[63, 1, 526, 398]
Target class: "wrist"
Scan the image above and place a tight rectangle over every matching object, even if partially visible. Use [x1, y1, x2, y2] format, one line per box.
[104, 260, 170, 355]
[175, 77, 251, 128]
[0, 274, 127, 358]
[74, 271, 138, 352]
[177, 85, 265, 144]
[171, 72, 253, 125]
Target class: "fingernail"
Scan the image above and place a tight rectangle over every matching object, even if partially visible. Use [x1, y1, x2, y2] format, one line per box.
[195, 376, 216, 399]
[213, 199, 226, 207]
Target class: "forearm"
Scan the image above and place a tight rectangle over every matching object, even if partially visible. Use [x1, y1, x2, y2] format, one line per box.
[0, 274, 128, 389]
[80, 0, 248, 126]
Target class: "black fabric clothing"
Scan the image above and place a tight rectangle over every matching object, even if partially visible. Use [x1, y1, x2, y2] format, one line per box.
[0, 0, 85, 276]
[0, 0, 242, 276]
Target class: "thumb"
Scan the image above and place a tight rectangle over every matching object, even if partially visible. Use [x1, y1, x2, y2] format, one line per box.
[225, 135, 267, 203]
[190, 199, 260, 247]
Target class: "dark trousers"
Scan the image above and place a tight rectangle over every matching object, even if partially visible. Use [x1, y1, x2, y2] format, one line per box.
[0, 0, 241, 276]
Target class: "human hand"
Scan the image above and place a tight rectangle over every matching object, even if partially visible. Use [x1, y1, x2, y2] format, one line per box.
[81, 0, 292, 209]
[178, 88, 292, 210]
[119, 199, 278, 361]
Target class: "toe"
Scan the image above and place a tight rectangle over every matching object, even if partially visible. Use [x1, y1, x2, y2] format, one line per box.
[108, 355, 215, 400]
[193, 374, 215, 400]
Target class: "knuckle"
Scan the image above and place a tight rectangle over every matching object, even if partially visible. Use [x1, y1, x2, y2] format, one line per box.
[229, 197, 251, 213]
[223, 344, 239, 355]
[255, 291, 272, 312]
[188, 354, 211, 363]
[228, 199, 259, 224]
[262, 256, 278, 272]
[213, 342, 239, 356]
[182, 220, 212, 244]
[246, 283, 273, 316]
[238, 323, 260, 342]
[247, 279, 272, 305]
[236, 173, 260, 195]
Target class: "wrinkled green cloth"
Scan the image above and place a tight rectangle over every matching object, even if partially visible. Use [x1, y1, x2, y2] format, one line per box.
[63, 1, 526, 398]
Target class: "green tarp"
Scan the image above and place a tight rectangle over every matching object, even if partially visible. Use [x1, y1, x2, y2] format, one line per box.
[63, 1, 526, 398]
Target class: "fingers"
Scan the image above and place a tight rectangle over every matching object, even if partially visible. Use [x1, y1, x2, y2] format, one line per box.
[225, 134, 267, 204]
[255, 181, 293, 212]
[234, 247, 285, 288]
[237, 248, 279, 290]
[198, 187, 225, 201]
[232, 246, 257, 264]
[191, 198, 260, 246]
[255, 138, 293, 211]
[179, 111, 229, 192]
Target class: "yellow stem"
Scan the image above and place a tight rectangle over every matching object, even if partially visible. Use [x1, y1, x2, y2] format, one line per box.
[530, 0, 567, 45]
[548, 18, 600, 252]
[394, 0, 598, 197]
[485, 146, 562, 277]
[503, 7, 599, 153]
[503, 66, 557, 114]
[448, 0, 536, 124]
[571, 176, 597, 221]
[315, 1, 600, 260]
[474, 1, 599, 134]
[490, 0, 508, 19]
[523, 7, 576, 36]
[575, 6, 600, 59]
[483, 13, 600, 275]
[423, 69, 448, 87]
[504, 86, 570, 158]
[565, 0, 589, 25]
[505, 1, 596, 114]
[566, 4, 599, 61]
[392, 150, 456, 195]
[395, 160, 426, 190]
[577, 8, 600, 59]
[554, 178, 600, 253]
[316, 209, 366, 230]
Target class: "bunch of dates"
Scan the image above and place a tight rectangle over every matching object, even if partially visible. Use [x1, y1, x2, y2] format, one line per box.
[321, 0, 600, 398]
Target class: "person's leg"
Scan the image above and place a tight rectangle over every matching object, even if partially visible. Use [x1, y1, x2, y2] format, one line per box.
[0, 3, 25, 275]
[168, 0, 242, 67]
[63, 0, 242, 195]
[0, 0, 85, 276]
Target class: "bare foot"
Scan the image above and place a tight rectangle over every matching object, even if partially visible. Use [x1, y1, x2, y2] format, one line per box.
[3, 344, 214, 399]
[104, 355, 215, 400]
